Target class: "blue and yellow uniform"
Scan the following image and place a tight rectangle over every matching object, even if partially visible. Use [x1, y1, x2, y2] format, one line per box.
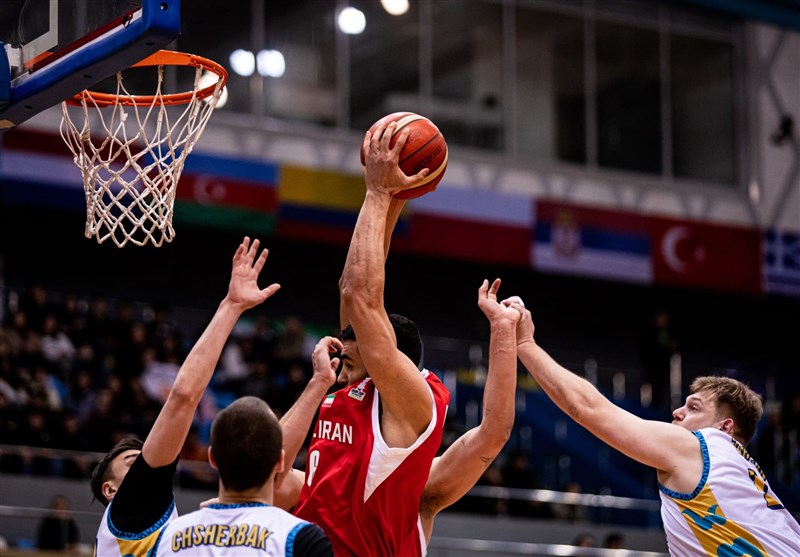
[93, 455, 178, 557]
[659, 428, 800, 556]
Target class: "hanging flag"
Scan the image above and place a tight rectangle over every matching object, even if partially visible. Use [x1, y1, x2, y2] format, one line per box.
[651, 219, 761, 295]
[533, 200, 652, 284]
[763, 229, 800, 297]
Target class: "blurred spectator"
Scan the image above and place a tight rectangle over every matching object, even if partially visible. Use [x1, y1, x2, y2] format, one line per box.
[271, 362, 310, 414]
[251, 314, 276, 362]
[501, 449, 553, 518]
[148, 302, 180, 345]
[215, 337, 252, 396]
[67, 369, 98, 425]
[272, 315, 310, 375]
[140, 346, 180, 403]
[639, 309, 679, 411]
[178, 428, 217, 489]
[114, 321, 149, 379]
[242, 360, 271, 402]
[39, 312, 76, 374]
[572, 532, 597, 548]
[26, 366, 62, 411]
[84, 388, 117, 451]
[604, 531, 625, 549]
[52, 412, 91, 478]
[19, 282, 55, 333]
[36, 494, 79, 551]
[552, 481, 588, 522]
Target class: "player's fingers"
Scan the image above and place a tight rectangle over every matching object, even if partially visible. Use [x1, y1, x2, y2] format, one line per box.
[392, 126, 410, 154]
[232, 241, 245, 264]
[260, 283, 281, 299]
[372, 123, 388, 148]
[362, 130, 372, 159]
[489, 278, 501, 297]
[253, 248, 269, 274]
[408, 167, 430, 184]
[247, 238, 260, 264]
[478, 279, 489, 298]
[328, 337, 343, 353]
[381, 122, 398, 150]
[503, 296, 525, 308]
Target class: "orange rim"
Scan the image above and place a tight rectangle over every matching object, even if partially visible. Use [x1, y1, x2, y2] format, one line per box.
[68, 50, 228, 107]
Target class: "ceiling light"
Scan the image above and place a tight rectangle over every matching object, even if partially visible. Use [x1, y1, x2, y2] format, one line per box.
[257, 49, 286, 78]
[338, 7, 366, 35]
[381, 0, 409, 16]
[229, 49, 255, 77]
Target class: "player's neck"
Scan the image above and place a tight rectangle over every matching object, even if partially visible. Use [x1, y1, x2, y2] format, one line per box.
[218, 483, 273, 506]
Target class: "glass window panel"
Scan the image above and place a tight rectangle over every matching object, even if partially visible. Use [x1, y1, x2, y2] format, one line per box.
[516, 7, 585, 163]
[178, 4, 254, 116]
[180, 2, 337, 124]
[596, 22, 661, 174]
[671, 35, 735, 184]
[430, 0, 503, 150]
[348, 1, 420, 132]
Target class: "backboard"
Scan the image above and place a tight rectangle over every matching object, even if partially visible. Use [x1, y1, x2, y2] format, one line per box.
[0, 0, 180, 130]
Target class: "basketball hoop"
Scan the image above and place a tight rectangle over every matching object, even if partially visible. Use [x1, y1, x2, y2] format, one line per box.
[60, 50, 228, 247]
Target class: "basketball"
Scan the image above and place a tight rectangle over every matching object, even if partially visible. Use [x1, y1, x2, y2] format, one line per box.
[360, 112, 448, 199]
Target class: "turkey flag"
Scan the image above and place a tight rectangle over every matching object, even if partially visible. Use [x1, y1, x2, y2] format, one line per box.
[651, 218, 761, 294]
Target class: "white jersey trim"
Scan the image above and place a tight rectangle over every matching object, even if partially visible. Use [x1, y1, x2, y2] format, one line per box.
[364, 369, 438, 502]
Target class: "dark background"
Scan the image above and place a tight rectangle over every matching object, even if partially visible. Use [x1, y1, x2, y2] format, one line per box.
[2, 203, 797, 397]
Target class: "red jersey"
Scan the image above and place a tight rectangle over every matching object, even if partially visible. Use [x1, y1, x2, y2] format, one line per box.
[294, 370, 449, 557]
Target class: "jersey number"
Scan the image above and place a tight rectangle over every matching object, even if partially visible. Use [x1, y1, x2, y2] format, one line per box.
[747, 469, 784, 510]
[307, 450, 320, 487]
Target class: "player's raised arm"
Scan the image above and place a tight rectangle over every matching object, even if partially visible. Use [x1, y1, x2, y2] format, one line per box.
[507, 299, 699, 482]
[339, 195, 406, 332]
[274, 336, 341, 510]
[339, 122, 433, 444]
[142, 238, 280, 468]
[420, 279, 519, 541]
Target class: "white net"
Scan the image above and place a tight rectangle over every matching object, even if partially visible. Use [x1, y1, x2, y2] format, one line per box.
[60, 62, 224, 247]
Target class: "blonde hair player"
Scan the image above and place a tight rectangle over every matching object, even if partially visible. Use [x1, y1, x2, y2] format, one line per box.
[505, 296, 800, 556]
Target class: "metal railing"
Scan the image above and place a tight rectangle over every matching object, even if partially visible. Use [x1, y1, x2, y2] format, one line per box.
[428, 537, 668, 556]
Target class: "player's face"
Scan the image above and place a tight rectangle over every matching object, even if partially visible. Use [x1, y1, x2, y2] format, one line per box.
[337, 340, 368, 385]
[671, 391, 725, 432]
[105, 449, 141, 501]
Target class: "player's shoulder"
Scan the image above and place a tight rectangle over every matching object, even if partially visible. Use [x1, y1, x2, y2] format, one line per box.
[291, 522, 333, 557]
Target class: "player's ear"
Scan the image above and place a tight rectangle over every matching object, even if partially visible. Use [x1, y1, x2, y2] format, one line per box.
[207, 446, 218, 470]
[719, 418, 735, 435]
[275, 449, 286, 474]
[102, 481, 117, 501]
[274, 450, 286, 476]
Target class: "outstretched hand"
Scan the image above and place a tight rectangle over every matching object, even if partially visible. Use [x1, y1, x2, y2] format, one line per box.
[225, 237, 281, 312]
[502, 296, 534, 345]
[478, 279, 521, 324]
[362, 121, 430, 197]
[311, 336, 342, 388]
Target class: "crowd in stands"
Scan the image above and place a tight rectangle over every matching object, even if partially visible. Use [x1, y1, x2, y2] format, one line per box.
[1, 283, 798, 518]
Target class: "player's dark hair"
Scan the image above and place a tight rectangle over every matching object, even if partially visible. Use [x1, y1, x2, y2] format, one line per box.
[341, 313, 423, 368]
[90, 438, 143, 506]
[210, 396, 282, 492]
